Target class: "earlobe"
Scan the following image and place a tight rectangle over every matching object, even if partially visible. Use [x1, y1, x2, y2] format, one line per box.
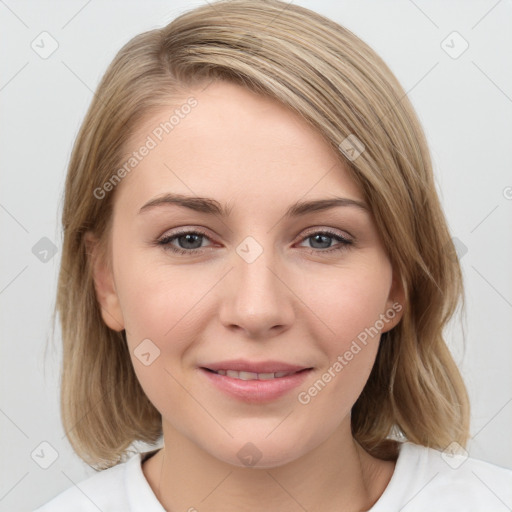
[85, 232, 125, 332]
[382, 269, 406, 332]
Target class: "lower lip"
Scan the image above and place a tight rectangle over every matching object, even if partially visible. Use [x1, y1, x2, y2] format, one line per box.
[199, 368, 312, 403]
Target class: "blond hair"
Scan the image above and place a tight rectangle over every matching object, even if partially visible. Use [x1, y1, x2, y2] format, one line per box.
[55, 0, 469, 469]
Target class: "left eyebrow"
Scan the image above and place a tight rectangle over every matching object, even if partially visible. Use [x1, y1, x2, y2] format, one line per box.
[284, 197, 369, 217]
[138, 193, 369, 217]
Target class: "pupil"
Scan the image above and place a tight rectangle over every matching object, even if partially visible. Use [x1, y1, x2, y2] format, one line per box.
[180, 234, 202, 249]
[176, 234, 333, 250]
[311, 234, 331, 249]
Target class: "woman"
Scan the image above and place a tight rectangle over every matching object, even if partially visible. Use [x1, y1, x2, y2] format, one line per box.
[35, 0, 512, 510]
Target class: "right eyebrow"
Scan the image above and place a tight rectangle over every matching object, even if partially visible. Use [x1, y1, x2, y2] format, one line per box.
[139, 193, 233, 216]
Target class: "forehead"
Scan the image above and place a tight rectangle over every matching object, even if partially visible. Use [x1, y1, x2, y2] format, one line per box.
[115, 81, 363, 212]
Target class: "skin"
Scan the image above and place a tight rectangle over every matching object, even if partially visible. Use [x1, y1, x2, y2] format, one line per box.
[90, 81, 405, 511]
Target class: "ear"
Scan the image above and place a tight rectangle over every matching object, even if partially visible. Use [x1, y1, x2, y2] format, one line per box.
[85, 232, 125, 332]
[381, 266, 406, 333]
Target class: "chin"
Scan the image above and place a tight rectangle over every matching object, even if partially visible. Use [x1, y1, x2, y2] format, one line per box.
[206, 434, 310, 469]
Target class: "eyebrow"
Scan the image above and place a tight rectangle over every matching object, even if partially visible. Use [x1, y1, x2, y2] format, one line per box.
[138, 193, 369, 217]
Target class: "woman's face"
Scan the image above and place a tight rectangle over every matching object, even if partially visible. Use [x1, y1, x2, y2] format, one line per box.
[93, 81, 403, 467]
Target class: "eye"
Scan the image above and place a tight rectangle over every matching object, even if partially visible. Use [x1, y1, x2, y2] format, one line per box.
[297, 229, 354, 254]
[157, 229, 213, 255]
[157, 227, 353, 256]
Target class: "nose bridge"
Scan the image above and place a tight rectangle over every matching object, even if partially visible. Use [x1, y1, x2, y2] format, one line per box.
[219, 235, 294, 336]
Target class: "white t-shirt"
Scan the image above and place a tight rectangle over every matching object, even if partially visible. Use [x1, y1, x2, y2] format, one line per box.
[34, 441, 512, 511]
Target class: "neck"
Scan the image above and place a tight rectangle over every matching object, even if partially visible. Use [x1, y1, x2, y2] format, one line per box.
[143, 419, 396, 512]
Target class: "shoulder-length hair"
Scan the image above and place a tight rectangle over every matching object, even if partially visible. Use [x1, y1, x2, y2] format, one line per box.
[55, 0, 469, 469]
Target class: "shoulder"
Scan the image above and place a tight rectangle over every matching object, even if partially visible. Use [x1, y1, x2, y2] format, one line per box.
[372, 441, 512, 511]
[33, 450, 162, 511]
[33, 461, 128, 512]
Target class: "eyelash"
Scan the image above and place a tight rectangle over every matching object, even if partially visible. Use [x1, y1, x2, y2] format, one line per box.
[156, 228, 354, 256]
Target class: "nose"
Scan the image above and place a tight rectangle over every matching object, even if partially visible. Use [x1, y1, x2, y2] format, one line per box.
[218, 245, 295, 339]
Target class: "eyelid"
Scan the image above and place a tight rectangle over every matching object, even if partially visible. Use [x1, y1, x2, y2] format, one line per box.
[159, 226, 211, 240]
[156, 225, 355, 256]
[298, 226, 353, 242]
[157, 227, 215, 250]
[295, 228, 354, 254]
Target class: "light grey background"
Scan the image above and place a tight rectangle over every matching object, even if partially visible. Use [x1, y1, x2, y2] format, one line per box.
[1, 0, 511, 510]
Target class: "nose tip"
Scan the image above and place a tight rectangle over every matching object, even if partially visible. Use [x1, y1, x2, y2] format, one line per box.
[218, 249, 295, 338]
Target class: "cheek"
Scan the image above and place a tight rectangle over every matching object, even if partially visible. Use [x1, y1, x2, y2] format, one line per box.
[114, 253, 211, 420]
[298, 257, 392, 349]
[117, 259, 206, 349]
[294, 258, 392, 406]
[112, 242, 226, 396]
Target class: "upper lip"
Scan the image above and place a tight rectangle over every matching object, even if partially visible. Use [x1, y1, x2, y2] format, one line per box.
[201, 359, 311, 373]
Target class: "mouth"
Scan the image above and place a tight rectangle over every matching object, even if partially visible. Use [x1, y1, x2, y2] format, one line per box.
[199, 360, 313, 403]
[201, 367, 310, 380]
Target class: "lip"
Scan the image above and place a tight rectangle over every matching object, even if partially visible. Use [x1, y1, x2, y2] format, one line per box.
[203, 359, 308, 374]
[199, 360, 313, 403]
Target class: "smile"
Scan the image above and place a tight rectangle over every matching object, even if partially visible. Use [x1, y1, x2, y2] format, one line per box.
[199, 361, 313, 403]
[205, 369, 302, 380]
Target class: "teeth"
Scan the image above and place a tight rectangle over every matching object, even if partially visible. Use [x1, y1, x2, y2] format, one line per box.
[258, 373, 275, 380]
[238, 371, 259, 381]
[212, 369, 297, 380]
